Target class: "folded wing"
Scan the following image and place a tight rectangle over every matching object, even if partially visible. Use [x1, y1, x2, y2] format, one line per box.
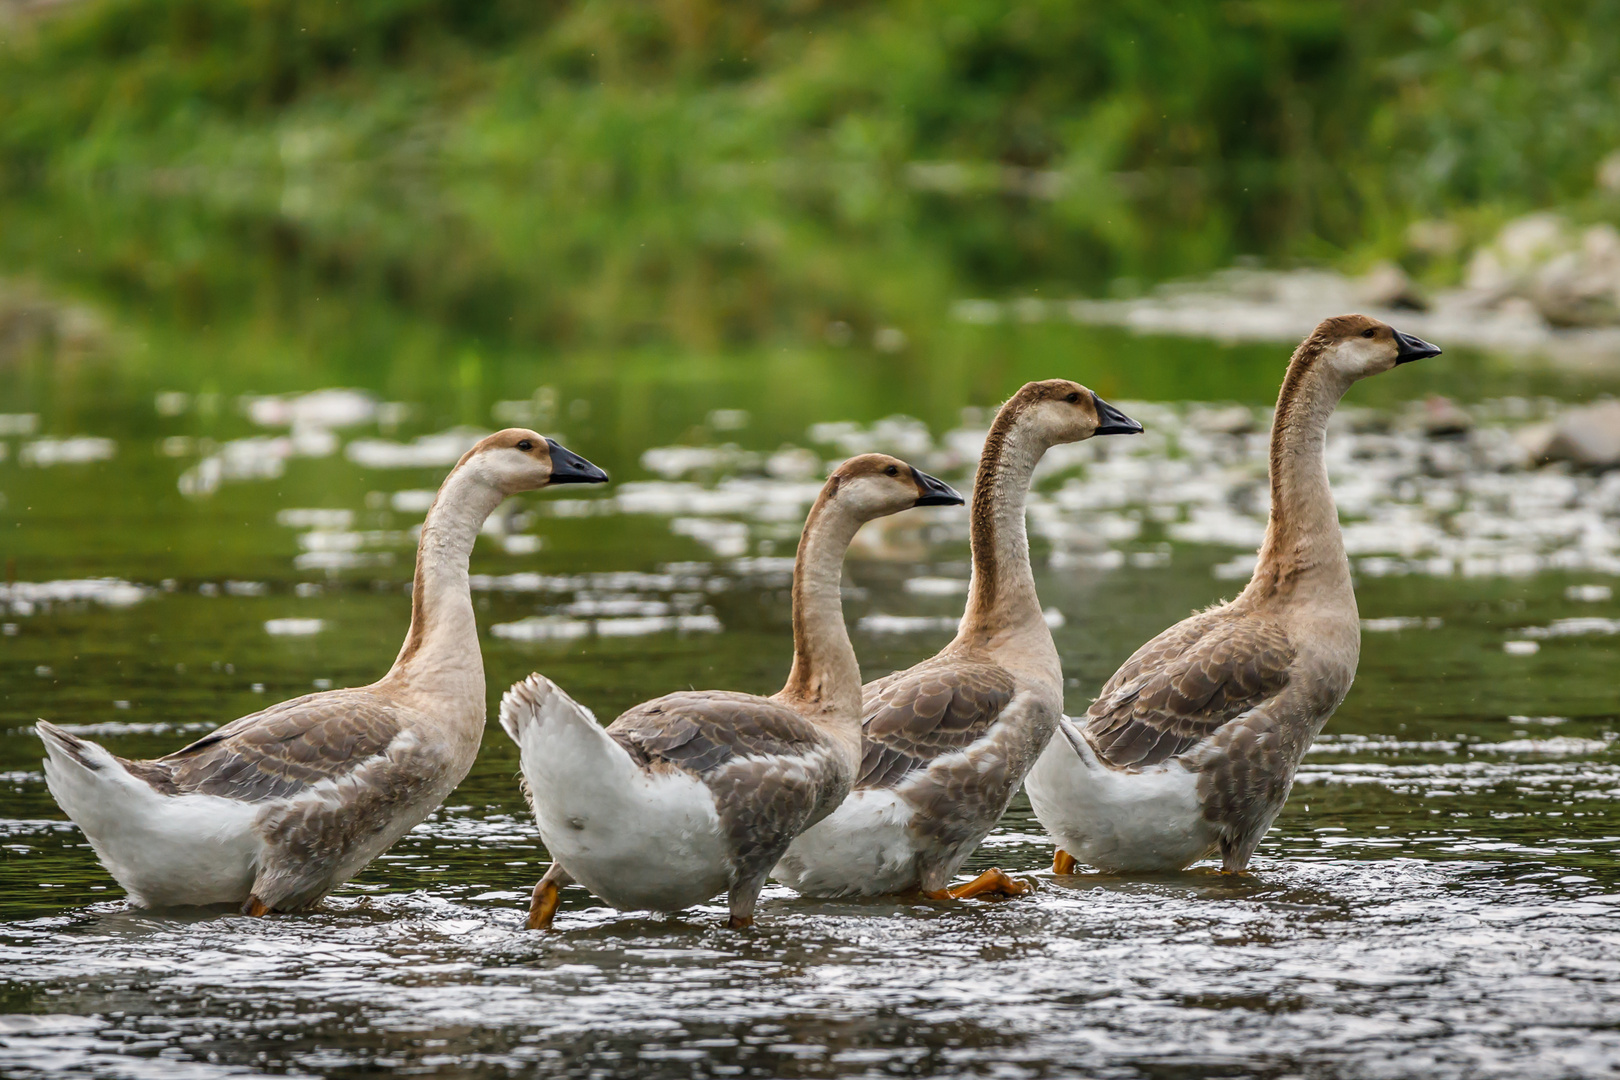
[857, 660, 1017, 789]
[607, 691, 836, 871]
[138, 691, 410, 802]
[1083, 611, 1294, 769]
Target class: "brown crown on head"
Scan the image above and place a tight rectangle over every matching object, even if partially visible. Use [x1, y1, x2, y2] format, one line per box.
[1305, 313, 1390, 350]
[1003, 378, 1087, 410]
[982, 379, 1094, 443]
[453, 428, 547, 471]
[833, 453, 908, 480]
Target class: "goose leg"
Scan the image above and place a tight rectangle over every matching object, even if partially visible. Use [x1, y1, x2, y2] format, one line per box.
[527, 863, 573, 930]
[1052, 849, 1078, 875]
[242, 895, 273, 917]
[944, 868, 1031, 900]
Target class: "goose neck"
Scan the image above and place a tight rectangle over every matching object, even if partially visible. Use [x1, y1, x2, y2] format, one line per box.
[962, 422, 1045, 640]
[779, 492, 864, 729]
[387, 466, 504, 711]
[1245, 356, 1352, 604]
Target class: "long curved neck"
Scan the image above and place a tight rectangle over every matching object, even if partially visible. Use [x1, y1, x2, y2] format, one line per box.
[960, 421, 1046, 642]
[778, 493, 863, 724]
[1244, 352, 1353, 605]
[386, 466, 503, 710]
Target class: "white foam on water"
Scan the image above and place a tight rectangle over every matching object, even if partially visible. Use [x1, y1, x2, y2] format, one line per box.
[244, 388, 376, 429]
[178, 436, 294, 497]
[1, 579, 150, 615]
[903, 576, 969, 596]
[1521, 617, 1620, 638]
[1362, 617, 1444, 631]
[276, 508, 355, 529]
[264, 618, 325, 636]
[346, 428, 488, 469]
[858, 613, 960, 634]
[20, 437, 116, 466]
[1566, 584, 1614, 602]
[490, 613, 721, 641]
[390, 490, 438, 513]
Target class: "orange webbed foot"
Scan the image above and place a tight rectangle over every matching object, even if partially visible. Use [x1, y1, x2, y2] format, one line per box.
[242, 896, 273, 918]
[945, 868, 1032, 900]
[527, 879, 562, 931]
[1052, 849, 1078, 876]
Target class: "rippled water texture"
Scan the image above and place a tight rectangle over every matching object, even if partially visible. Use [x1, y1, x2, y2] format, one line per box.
[3, 366, 1619, 1078]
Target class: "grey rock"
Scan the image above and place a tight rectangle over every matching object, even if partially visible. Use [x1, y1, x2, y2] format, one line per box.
[1536, 400, 1620, 468]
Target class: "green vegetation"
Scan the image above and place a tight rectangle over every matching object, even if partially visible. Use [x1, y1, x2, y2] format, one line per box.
[1, 0, 1618, 381]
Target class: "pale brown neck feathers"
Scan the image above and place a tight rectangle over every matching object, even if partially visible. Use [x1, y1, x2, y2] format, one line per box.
[779, 485, 864, 721]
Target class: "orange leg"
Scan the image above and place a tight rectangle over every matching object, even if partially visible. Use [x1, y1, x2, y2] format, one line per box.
[527, 878, 562, 930]
[1052, 849, 1078, 876]
[242, 895, 273, 918]
[527, 863, 574, 930]
[945, 868, 1031, 900]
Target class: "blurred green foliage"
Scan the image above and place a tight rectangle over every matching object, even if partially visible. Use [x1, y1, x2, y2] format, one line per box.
[1, 0, 1617, 368]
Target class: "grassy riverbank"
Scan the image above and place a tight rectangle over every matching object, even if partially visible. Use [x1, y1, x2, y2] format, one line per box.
[1, 1, 1617, 377]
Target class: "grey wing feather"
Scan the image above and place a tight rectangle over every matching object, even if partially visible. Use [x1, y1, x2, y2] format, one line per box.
[606, 691, 825, 776]
[134, 691, 408, 802]
[606, 691, 838, 881]
[856, 660, 1017, 790]
[1083, 609, 1294, 769]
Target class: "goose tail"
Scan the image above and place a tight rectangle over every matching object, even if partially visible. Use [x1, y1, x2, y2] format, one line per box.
[499, 673, 601, 744]
[37, 720, 141, 828]
[1055, 714, 1092, 761]
[499, 673, 645, 823]
[499, 673, 626, 782]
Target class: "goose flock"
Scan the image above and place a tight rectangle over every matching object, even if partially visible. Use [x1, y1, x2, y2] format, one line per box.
[36, 314, 1441, 925]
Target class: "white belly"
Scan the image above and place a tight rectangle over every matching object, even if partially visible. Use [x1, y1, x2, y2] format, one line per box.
[775, 788, 918, 897]
[526, 759, 731, 912]
[91, 791, 261, 909]
[1024, 728, 1216, 873]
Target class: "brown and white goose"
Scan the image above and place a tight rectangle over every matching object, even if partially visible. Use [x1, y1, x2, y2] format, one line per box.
[774, 381, 1142, 899]
[37, 430, 608, 913]
[501, 454, 963, 929]
[1026, 316, 1441, 874]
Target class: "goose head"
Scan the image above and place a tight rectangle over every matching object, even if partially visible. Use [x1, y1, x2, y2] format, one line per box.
[822, 453, 964, 521]
[455, 428, 609, 496]
[1003, 379, 1143, 447]
[1311, 314, 1442, 382]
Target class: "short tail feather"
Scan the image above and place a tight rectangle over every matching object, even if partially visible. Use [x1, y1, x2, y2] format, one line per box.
[499, 673, 600, 743]
[37, 720, 117, 774]
[1056, 714, 1089, 759]
[36, 720, 148, 840]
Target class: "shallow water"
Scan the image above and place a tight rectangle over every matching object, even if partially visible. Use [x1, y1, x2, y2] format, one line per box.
[2, 356, 1619, 1078]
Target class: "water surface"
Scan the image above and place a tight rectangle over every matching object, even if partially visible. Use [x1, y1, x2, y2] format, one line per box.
[2, 347, 1618, 1078]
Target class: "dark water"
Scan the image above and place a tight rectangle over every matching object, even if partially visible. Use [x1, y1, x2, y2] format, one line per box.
[2, 341, 1619, 1078]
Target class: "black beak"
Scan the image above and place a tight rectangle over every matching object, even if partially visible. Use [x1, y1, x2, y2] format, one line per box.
[545, 438, 609, 485]
[911, 467, 965, 507]
[1394, 329, 1442, 364]
[1092, 392, 1144, 436]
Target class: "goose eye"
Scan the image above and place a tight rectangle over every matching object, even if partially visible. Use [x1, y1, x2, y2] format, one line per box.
[884, 465, 899, 476]
[517, 439, 534, 452]
[1065, 391, 1081, 403]
[1361, 328, 1376, 339]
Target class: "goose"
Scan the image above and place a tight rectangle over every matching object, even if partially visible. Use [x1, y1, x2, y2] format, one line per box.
[500, 454, 964, 929]
[36, 429, 609, 914]
[1025, 315, 1442, 875]
[774, 381, 1143, 899]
